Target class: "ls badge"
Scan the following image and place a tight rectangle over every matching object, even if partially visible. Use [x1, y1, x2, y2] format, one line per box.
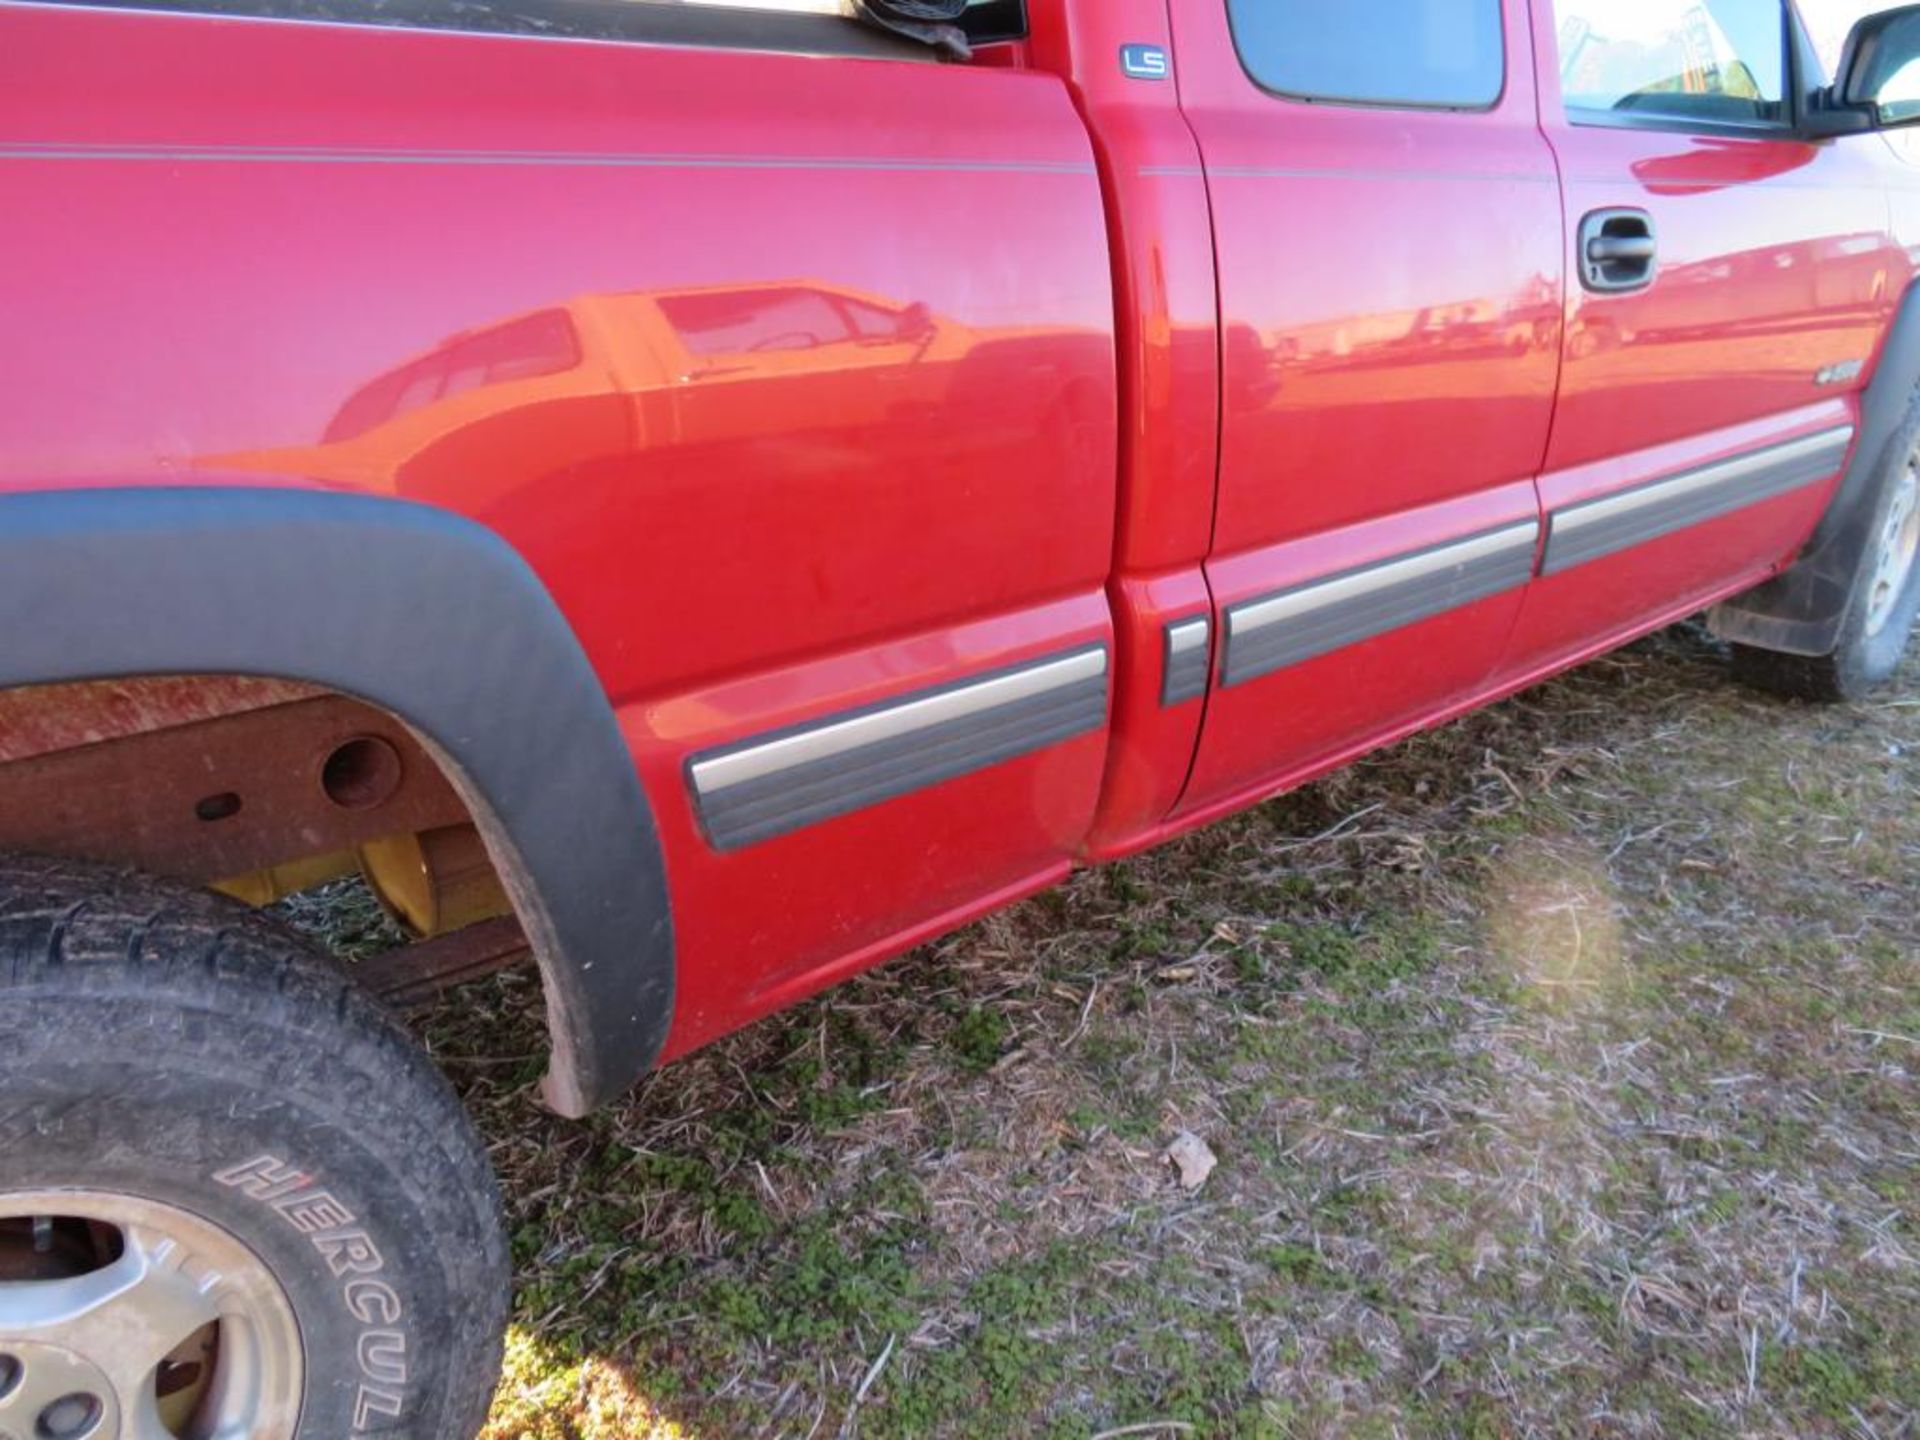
[1120, 44, 1170, 80]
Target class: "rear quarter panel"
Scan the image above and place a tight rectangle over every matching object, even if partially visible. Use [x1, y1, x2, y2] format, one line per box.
[0, 2, 1120, 1056]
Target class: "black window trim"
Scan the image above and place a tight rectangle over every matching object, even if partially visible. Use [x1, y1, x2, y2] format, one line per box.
[1558, 0, 1806, 140]
[961, 0, 1027, 46]
[1223, 0, 1511, 116]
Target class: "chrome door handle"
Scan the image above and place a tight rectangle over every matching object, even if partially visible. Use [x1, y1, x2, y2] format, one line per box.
[1580, 208, 1658, 293]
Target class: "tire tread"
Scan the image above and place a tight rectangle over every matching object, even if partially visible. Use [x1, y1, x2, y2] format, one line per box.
[0, 854, 508, 1440]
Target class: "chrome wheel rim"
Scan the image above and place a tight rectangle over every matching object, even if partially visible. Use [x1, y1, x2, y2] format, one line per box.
[1865, 459, 1920, 638]
[0, 1191, 302, 1440]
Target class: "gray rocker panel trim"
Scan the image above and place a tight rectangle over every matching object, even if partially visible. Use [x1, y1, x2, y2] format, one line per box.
[0, 483, 672, 1117]
[1161, 616, 1211, 707]
[688, 645, 1109, 852]
[1221, 521, 1540, 689]
[1544, 425, 1855, 576]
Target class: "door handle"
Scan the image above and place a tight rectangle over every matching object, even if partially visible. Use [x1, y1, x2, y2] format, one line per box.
[1579, 208, 1658, 293]
[1587, 235, 1656, 264]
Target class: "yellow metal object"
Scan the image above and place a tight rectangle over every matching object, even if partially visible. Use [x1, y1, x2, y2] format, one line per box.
[358, 824, 511, 938]
[213, 851, 357, 908]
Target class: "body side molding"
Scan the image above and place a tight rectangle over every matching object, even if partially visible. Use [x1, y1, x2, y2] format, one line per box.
[1544, 426, 1855, 576]
[0, 483, 672, 1117]
[1161, 617, 1211, 706]
[1220, 521, 1540, 689]
[688, 645, 1110, 852]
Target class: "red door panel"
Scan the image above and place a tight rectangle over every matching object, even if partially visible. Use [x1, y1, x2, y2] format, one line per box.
[0, 3, 1119, 1057]
[1514, 401, 1854, 671]
[1183, 481, 1542, 807]
[1165, 0, 1563, 817]
[1501, 1, 1907, 679]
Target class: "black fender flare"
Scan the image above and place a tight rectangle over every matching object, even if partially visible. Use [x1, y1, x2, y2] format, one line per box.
[1710, 278, 1920, 656]
[0, 482, 673, 1116]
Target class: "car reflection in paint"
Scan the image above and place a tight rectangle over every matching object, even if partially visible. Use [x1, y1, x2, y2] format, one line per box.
[1567, 230, 1894, 366]
[207, 279, 1111, 517]
[1213, 271, 1562, 439]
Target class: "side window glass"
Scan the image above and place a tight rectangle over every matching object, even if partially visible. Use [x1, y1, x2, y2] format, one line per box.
[1554, 0, 1788, 127]
[324, 358, 444, 443]
[440, 310, 581, 399]
[660, 289, 858, 356]
[839, 298, 911, 341]
[321, 311, 579, 443]
[1224, 0, 1505, 110]
[326, 368, 415, 444]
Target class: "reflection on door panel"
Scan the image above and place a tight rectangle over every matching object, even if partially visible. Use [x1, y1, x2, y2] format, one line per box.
[1168, 0, 1561, 818]
[1500, 0, 1900, 681]
[326, 310, 581, 443]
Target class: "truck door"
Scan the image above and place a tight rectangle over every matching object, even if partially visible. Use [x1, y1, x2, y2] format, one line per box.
[1501, 0, 1900, 677]
[1165, 0, 1563, 818]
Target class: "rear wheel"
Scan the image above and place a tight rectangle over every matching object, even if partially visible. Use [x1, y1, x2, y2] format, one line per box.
[0, 856, 509, 1439]
[1732, 415, 1920, 701]
[0, 1191, 304, 1439]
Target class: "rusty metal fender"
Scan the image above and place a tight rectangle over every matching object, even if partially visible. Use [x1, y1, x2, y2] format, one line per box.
[0, 481, 673, 1116]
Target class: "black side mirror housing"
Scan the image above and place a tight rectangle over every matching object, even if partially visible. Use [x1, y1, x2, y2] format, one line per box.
[1806, 3, 1920, 138]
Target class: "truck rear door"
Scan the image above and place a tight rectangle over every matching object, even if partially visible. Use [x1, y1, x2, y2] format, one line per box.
[1165, 0, 1563, 820]
[1501, 0, 1901, 678]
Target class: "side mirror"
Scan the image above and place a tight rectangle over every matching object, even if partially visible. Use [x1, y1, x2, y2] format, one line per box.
[1842, 5, 1920, 125]
[1808, 5, 1920, 137]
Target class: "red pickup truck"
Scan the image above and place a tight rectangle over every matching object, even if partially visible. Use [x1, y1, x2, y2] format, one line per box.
[3, 0, 1919, 1433]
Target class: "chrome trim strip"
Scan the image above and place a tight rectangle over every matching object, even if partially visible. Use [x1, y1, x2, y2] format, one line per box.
[689, 645, 1110, 851]
[1221, 521, 1539, 689]
[694, 648, 1107, 795]
[1161, 616, 1212, 707]
[1544, 426, 1854, 575]
[1166, 619, 1211, 655]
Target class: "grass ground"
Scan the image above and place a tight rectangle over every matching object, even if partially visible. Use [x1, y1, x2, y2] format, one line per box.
[313, 625, 1918, 1438]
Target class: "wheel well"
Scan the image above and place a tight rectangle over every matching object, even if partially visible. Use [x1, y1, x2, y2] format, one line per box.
[0, 674, 531, 995]
[0, 483, 676, 1114]
[1710, 277, 1920, 656]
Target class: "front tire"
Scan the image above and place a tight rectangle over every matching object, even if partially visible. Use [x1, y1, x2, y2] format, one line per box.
[0, 856, 508, 1439]
[1732, 407, 1920, 701]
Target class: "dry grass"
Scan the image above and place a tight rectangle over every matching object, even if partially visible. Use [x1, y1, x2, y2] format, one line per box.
[323, 624, 1916, 1438]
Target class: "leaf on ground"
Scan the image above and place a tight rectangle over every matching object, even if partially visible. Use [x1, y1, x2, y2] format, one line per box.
[1165, 1131, 1217, 1191]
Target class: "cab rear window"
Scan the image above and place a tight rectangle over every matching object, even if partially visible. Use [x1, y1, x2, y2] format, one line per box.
[1226, 0, 1505, 110]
